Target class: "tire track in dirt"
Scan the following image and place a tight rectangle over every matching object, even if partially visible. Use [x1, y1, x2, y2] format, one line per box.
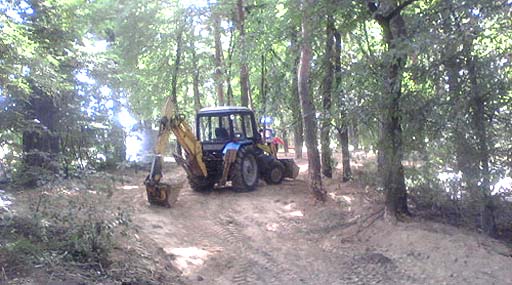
[205, 200, 304, 285]
[116, 169, 434, 285]
[178, 184, 350, 285]
[104, 162, 512, 285]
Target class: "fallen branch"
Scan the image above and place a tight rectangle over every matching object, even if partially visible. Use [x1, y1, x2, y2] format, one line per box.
[342, 207, 385, 240]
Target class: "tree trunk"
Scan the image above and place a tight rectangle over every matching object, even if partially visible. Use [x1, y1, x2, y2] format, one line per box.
[171, 20, 184, 156]
[282, 129, 289, 154]
[22, 82, 61, 185]
[349, 120, 359, 150]
[141, 119, 156, 163]
[334, 28, 351, 181]
[290, 31, 304, 159]
[293, 113, 304, 159]
[444, 29, 475, 191]
[191, 34, 202, 112]
[336, 127, 352, 182]
[298, 0, 325, 201]
[260, 54, 266, 112]
[111, 94, 126, 163]
[367, 0, 410, 216]
[22, 90, 61, 163]
[442, 10, 496, 235]
[467, 55, 496, 236]
[236, 0, 250, 107]
[447, 47, 479, 193]
[320, 15, 334, 178]
[226, 26, 235, 105]
[213, 9, 225, 106]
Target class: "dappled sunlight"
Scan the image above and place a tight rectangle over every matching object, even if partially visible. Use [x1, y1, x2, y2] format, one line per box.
[0, 189, 13, 211]
[265, 222, 279, 232]
[163, 156, 176, 163]
[117, 185, 139, 190]
[283, 202, 296, 211]
[292, 160, 309, 174]
[163, 246, 220, 276]
[437, 170, 512, 201]
[493, 177, 512, 201]
[281, 202, 304, 218]
[126, 132, 146, 162]
[341, 195, 353, 204]
[287, 210, 304, 217]
[328, 192, 353, 211]
[493, 177, 512, 194]
[328, 193, 353, 205]
[48, 186, 79, 196]
[0, 144, 9, 160]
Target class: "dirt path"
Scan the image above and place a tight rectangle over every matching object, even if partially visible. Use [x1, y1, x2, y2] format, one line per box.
[113, 163, 512, 285]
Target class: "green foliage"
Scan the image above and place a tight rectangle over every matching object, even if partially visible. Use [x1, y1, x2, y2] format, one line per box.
[0, 177, 131, 277]
[0, 0, 131, 184]
[31, 192, 130, 263]
[0, 0, 510, 233]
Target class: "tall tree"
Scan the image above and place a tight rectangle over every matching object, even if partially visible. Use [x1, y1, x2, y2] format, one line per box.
[367, 0, 413, 216]
[226, 26, 236, 105]
[170, 15, 186, 155]
[298, 0, 325, 201]
[290, 31, 304, 159]
[467, 52, 495, 235]
[333, 28, 352, 182]
[20, 0, 82, 183]
[212, 7, 225, 105]
[438, 1, 498, 235]
[111, 91, 126, 163]
[22, 82, 61, 172]
[190, 29, 202, 112]
[236, 0, 251, 107]
[320, 14, 335, 178]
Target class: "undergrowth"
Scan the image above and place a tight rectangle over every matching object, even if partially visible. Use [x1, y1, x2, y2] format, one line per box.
[349, 156, 512, 242]
[0, 175, 131, 281]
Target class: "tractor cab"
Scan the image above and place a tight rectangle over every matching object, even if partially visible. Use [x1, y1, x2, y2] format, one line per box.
[196, 106, 259, 154]
[191, 106, 298, 192]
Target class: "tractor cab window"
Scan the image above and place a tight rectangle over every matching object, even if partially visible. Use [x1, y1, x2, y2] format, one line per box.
[199, 115, 231, 143]
[232, 114, 254, 140]
[199, 113, 254, 143]
[243, 115, 254, 139]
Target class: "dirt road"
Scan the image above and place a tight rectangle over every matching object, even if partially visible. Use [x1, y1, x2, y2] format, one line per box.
[114, 163, 512, 285]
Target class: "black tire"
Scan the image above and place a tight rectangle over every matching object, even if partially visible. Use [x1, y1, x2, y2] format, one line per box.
[263, 160, 285, 185]
[231, 146, 259, 192]
[188, 175, 214, 192]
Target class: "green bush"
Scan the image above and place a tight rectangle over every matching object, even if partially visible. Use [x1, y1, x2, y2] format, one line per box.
[29, 186, 131, 265]
[0, 177, 131, 279]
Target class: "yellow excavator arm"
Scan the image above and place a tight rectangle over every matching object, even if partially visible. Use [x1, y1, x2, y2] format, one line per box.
[144, 97, 207, 207]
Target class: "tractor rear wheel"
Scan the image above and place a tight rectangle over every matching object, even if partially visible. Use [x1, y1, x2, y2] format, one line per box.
[264, 160, 285, 185]
[231, 146, 259, 192]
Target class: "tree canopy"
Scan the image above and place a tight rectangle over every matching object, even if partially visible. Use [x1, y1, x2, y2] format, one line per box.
[1, 0, 511, 234]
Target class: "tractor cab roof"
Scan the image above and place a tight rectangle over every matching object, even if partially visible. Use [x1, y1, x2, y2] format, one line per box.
[197, 106, 253, 116]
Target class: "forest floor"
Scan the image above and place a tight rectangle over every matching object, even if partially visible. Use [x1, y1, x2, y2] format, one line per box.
[2, 156, 512, 284]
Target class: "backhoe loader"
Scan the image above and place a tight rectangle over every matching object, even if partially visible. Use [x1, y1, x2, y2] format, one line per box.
[144, 97, 299, 207]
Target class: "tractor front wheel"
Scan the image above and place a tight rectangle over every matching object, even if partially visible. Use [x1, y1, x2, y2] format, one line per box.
[264, 160, 285, 185]
[231, 146, 259, 192]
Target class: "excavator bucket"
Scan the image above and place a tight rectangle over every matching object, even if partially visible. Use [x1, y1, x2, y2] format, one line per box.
[279, 159, 300, 179]
[143, 96, 206, 208]
[145, 181, 180, 207]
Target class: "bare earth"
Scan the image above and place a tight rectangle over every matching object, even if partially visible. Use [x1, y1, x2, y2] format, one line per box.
[110, 160, 512, 285]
